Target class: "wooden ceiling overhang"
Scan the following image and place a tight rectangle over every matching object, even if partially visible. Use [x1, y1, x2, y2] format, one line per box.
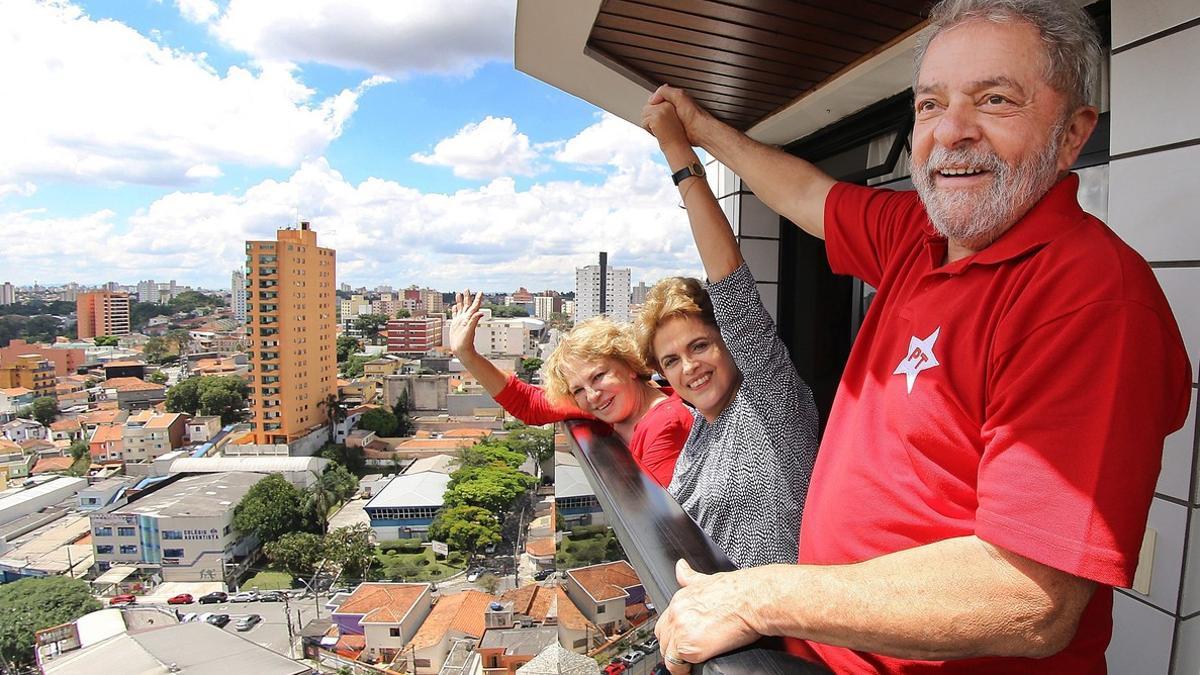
[584, 0, 931, 131]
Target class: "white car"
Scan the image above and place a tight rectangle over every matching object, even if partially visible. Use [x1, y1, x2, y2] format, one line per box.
[180, 612, 198, 623]
[466, 571, 481, 583]
[229, 591, 258, 603]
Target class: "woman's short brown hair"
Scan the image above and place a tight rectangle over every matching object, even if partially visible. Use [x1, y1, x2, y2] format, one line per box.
[543, 316, 653, 408]
[636, 276, 717, 370]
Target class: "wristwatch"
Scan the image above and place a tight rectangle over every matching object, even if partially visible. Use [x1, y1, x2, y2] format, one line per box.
[671, 161, 705, 186]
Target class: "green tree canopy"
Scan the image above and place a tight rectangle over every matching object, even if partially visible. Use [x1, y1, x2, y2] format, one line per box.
[27, 397, 59, 426]
[428, 505, 501, 554]
[324, 523, 374, 580]
[0, 576, 102, 668]
[394, 309, 411, 318]
[482, 304, 528, 318]
[352, 314, 390, 345]
[146, 371, 168, 385]
[165, 376, 248, 424]
[232, 474, 315, 543]
[358, 408, 398, 437]
[519, 357, 543, 383]
[340, 353, 372, 378]
[318, 443, 365, 475]
[444, 465, 535, 514]
[501, 425, 555, 464]
[391, 389, 414, 437]
[142, 336, 171, 364]
[264, 532, 325, 578]
[168, 290, 224, 312]
[336, 335, 360, 363]
[130, 302, 173, 330]
[456, 442, 527, 471]
[320, 463, 359, 503]
[93, 335, 120, 347]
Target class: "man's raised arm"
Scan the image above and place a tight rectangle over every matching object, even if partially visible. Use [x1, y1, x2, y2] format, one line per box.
[650, 85, 836, 240]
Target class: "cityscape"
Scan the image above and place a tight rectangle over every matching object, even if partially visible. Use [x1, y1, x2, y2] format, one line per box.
[1, 218, 664, 675]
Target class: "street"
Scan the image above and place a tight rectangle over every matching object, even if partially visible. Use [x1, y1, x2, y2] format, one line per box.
[151, 594, 330, 658]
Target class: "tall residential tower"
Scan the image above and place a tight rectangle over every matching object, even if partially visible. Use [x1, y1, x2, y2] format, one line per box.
[76, 291, 131, 338]
[574, 252, 631, 323]
[245, 222, 337, 445]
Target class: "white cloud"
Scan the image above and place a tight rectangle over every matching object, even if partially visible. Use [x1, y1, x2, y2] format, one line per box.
[411, 117, 540, 180]
[0, 0, 384, 189]
[0, 150, 701, 291]
[175, 0, 218, 23]
[0, 182, 37, 200]
[554, 113, 663, 169]
[211, 0, 515, 78]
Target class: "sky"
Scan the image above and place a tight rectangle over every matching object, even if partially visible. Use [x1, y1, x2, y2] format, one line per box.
[0, 0, 702, 292]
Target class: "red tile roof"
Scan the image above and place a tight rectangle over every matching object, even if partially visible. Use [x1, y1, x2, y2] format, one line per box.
[407, 590, 494, 650]
[90, 425, 124, 444]
[104, 377, 165, 393]
[32, 456, 74, 473]
[566, 561, 641, 603]
[335, 583, 429, 625]
[144, 413, 184, 429]
[554, 587, 597, 632]
[500, 584, 555, 623]
[525, 536, 555, 558]
[50, 419, 82, 431]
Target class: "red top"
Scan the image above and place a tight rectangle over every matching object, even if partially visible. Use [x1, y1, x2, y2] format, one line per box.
[492, 374, 691, 487]
[789, 175, 1191, 673]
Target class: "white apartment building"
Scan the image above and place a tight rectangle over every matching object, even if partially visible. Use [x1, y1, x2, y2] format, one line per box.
[230, 270, 246, 324]
[89, 472, 265, 582]
[574, 253, 631, 323]
[533, 295, 555, 321]
[0, 282, 14, 305]
[136, 280, 159, 304]
[446, 309, 543, 358]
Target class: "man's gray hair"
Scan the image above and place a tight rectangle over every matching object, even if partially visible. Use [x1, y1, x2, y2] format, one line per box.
[914, 0, 1103, 112]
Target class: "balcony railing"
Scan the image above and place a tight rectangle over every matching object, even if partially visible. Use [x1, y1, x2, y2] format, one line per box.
[563, 420, 830, 675]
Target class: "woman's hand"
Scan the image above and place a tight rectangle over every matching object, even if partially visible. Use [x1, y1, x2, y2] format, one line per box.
[448, 289, 485, 357]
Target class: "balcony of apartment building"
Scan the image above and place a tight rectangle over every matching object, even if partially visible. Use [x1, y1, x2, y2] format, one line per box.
[519, 1, 1200, 673]
[258, 291, 278, 300]
[257, 279, 278, 289]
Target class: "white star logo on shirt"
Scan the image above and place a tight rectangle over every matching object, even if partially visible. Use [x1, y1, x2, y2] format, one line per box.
[893, 327, 941, 394]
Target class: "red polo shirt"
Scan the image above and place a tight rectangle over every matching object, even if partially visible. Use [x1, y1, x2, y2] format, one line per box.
[789, 175, 1191, 673]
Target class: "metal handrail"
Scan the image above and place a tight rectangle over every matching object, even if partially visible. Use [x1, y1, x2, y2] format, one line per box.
[562, 419, 830, 674]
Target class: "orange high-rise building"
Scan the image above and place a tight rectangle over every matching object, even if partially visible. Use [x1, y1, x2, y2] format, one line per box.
[245, 222, 337, 445]
[76, 291, 131, 338]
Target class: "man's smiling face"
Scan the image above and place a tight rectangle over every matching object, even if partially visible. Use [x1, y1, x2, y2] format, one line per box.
[911, 19, 1081, 250]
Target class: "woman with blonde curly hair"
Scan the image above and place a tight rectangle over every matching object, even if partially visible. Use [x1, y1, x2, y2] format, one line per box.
[448, 292, 690, 487]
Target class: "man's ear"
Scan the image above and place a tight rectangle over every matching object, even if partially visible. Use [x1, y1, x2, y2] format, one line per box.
[1058, 105, 1099, 172]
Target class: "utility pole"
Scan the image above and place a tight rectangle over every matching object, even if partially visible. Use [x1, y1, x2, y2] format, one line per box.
[282, 593, 296, 658]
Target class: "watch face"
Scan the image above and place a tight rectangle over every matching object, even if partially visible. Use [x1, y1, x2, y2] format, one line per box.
[691, 162, 705, 177]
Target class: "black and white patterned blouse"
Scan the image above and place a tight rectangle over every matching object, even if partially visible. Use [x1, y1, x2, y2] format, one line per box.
[667, 262, 819, 569]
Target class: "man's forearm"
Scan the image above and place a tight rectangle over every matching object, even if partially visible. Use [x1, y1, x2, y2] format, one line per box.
[748, 536, 1094, 660]
[693, 113, 834, 240]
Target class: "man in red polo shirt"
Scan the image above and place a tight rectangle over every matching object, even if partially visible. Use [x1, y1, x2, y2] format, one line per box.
[646, 0, 1192, 673]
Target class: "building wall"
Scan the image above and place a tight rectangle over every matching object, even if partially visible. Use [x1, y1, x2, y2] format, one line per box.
[231, 269, 246, 324]
[76, 292, 131, 338]
[361, 587, 433, 658]
[574, 263, 631, 323]
[0, 355, 56, 399]
[91, 510, 243, 582]
[0, 340, 86, 377]
[563, 579, 625, 634]
[1101, 3, 1200, 673]
[245, 223, 337, 445]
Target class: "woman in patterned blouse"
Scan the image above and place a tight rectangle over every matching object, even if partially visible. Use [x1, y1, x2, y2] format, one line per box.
[448, 293, 691, 487]
[639, 97, 821, 569]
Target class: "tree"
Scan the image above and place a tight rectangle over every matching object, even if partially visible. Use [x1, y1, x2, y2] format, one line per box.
[391, 389, 414, 437]
[233, 474, 314, 543]
[456, 442, 527, 470]
[502, 425, 555, 464]
[519, 357, 543, 383]
[165, 329, 192, 356]
[168, 290, 224, 313]
[319, 393, 348, 431]
[0, 576, 102, 668]
[341, 353, 372, 378]
[142, 336, 171, 364]
[146, 371, 168, 385]
[320, 463, 359, 503]
[482, 304, 528, 318]
[28, 397, 58, 426]
[352, 314, 390, 345]
[67, 440, 89, 462]
[166, 376, 247, 424]
[394, 309, 411, 318]
[93, 335, 120, 347]
[444, 466, 536, 514]
[318, 443, 366, 475]
[130, 302, 173, 330]
[264, 532, 325, 577]
[428, 505, 501, 555]
[336, 335, 360, 363]
[324, 524, 374, 580]
[359, 407, 398, 437]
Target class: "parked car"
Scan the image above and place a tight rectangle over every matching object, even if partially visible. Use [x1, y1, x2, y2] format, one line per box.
[258, 591, 285, 602]
[205, 614, 230, 628]
[167, 593, 194, 605]
[466, 570, 481, 583]
[235, 614, 262, 631]
[229, 591, 259, 603]
[483, 543, 497, 554]
[603, 663, 627, 675]
[637, 637, 660, 653]
[533, 569, 555, 581]
[108, 594, 136, 606]
[618, 650, 646, 666]
[198, 592, 228, 604]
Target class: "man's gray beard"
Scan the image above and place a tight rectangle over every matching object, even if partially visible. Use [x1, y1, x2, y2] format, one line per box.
[912, 125, 1064, 248]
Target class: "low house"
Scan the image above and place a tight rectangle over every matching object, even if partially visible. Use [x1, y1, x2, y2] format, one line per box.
[553, 587, 602, 653]
[0, 387, 35, 416]
[331, 583, 433, 664]
[402, 590, 494, 673]
[88, 425, 124, 463]
[474, 626, 559, 674]
[49, 419, 84, 443]
[498, 584, 556, 627]
[77, 409, 128, 434]
[100, 377, 166, 411]
[185, 415, 222, 443]
[563, 561, 644, 637]
[0, 440, 36, 480]
[122, 412, 188, 463]
[31, 456, 75, 475]
[2, 418, 47, 443]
